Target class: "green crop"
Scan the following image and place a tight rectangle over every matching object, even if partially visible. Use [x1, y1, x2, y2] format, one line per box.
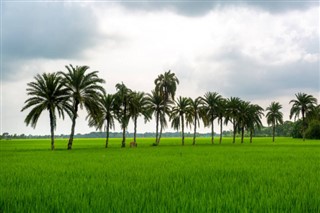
[1, 137, 319, 212]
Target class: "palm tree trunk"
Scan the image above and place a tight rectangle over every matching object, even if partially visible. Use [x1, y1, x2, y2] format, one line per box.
[121, 104, 127, 148]
[250, 130, 253, 143]
[105, 120, 110, 148]
[155, 111, 159, 145]
[241, 126, 244, 143]
[232, 120, 236, 143]
[272, 125, 275, 142]
[193, 117, 197, 145]
[302, 111, 306, 141]
[49, 109, 55, 150]
[182, 115, 185, 146]
[68, 100, 79, 150]
[159, 121, 163, 144]
[134, 117, 137, 143]
[219, 119, 223, 144]
[211, 117, 214, 144]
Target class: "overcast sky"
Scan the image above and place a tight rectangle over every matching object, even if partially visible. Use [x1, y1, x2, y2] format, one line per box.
[1, 0, 319, 136]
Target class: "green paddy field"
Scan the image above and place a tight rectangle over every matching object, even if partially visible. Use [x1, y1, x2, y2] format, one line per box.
[1, 137, 319, 212]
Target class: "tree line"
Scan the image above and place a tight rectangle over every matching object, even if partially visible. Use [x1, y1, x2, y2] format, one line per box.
[21, 65, 320, 150]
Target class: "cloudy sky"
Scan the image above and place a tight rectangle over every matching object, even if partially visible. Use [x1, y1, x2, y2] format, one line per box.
[1, 0, 319, 136]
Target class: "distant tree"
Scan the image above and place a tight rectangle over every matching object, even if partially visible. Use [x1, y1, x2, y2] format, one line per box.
[114, 82, 132, 148]
[186, 97, 204, 145]
[225, 97, 242, 143]
[88, 93, 116, 148]
[129, 91, 152, 144]
[266, 102, 284, 142]
[201, 92, 222, 144]
[170, 96, 192, 145]
[289, 93, 317, 141]
[59, 65, 105, 149]
[21, 72, 73, 150]
[154, 70, 179, 142]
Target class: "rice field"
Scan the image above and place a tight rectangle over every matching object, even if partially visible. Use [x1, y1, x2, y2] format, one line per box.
[1, 137, 320, 212]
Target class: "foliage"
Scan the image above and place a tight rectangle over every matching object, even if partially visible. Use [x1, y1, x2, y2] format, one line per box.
[305, 120, 320, 139]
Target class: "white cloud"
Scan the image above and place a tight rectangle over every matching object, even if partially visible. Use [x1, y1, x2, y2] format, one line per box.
[1, 2, 319, 135]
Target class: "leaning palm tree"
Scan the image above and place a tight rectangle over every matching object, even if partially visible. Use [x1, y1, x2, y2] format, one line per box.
[87, 93, 116, 148]
[186, 97, 204, 145]
[114, 82, 132, 148]
[225, 97, 242, 143]
[170, 96, 192, 145]
[266, 102, 283, 142]
[59, 65, 105, 150]
[154, 70, 179, 140]
[290, 93, 317, 141]
[201, 92, 222, 144]
[129, 91, 152, 144]
[21, 72, 73, 150]
[246, 104, 264, 143]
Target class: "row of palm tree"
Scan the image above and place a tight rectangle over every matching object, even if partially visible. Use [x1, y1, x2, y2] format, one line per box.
[21, 65, 318, 150]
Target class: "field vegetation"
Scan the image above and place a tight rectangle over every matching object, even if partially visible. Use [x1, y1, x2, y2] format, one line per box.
[1, 137, 319, 212]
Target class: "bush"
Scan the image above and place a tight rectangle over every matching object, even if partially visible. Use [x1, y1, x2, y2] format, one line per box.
[305, 120, 320, 139]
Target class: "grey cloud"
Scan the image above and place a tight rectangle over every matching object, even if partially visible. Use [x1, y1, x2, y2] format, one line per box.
[118, 0, 317, 16]
[197, 49, 319, 101]
[2, 2, 103, 80]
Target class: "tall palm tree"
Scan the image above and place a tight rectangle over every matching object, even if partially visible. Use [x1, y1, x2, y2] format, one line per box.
[146, 90, 167, 145]
[170, 96, 192, 145]
[114, 82, 132, 148]
[225, 97, 242, 143]
[201, 92, 222, 144]
[290, 93, 317, 141]
[186, 97, 204, 145]
[59, 65, 105, 150]
[129, 91, 152, 144]
[154, 70, 179, 141]
[216, 98, 226, 144]
[21, 72, 73, 150]
[87, 93, 116, 148]
[266, 102, 283, 142]
[237, 100, 250, 143]
[247, 104, 264, 143]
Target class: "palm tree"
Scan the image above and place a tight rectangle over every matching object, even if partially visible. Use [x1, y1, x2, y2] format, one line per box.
[21, 72, 73, 150]
[237, 100, 250, 143]
[129, 91, 152, 144]
[225, 97, 241, 143]
[114, 82, 132, 148]
[247, 104, 264, 143]
[186, 97, 204, 145]
[154, 70, 179, 141]
[266, 102, 283, 142]
[201, 92, 222, 144]
[87, 93, 116, 148]
[146, 90, 167, 145]
[216, 98, 226, 144]
[170, 96, 192, 145]
[290, 93, 317, 141]
[59, 65, 105, 150]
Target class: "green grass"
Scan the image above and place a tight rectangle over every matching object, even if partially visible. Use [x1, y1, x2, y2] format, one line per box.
[1, 137, 320, 212]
